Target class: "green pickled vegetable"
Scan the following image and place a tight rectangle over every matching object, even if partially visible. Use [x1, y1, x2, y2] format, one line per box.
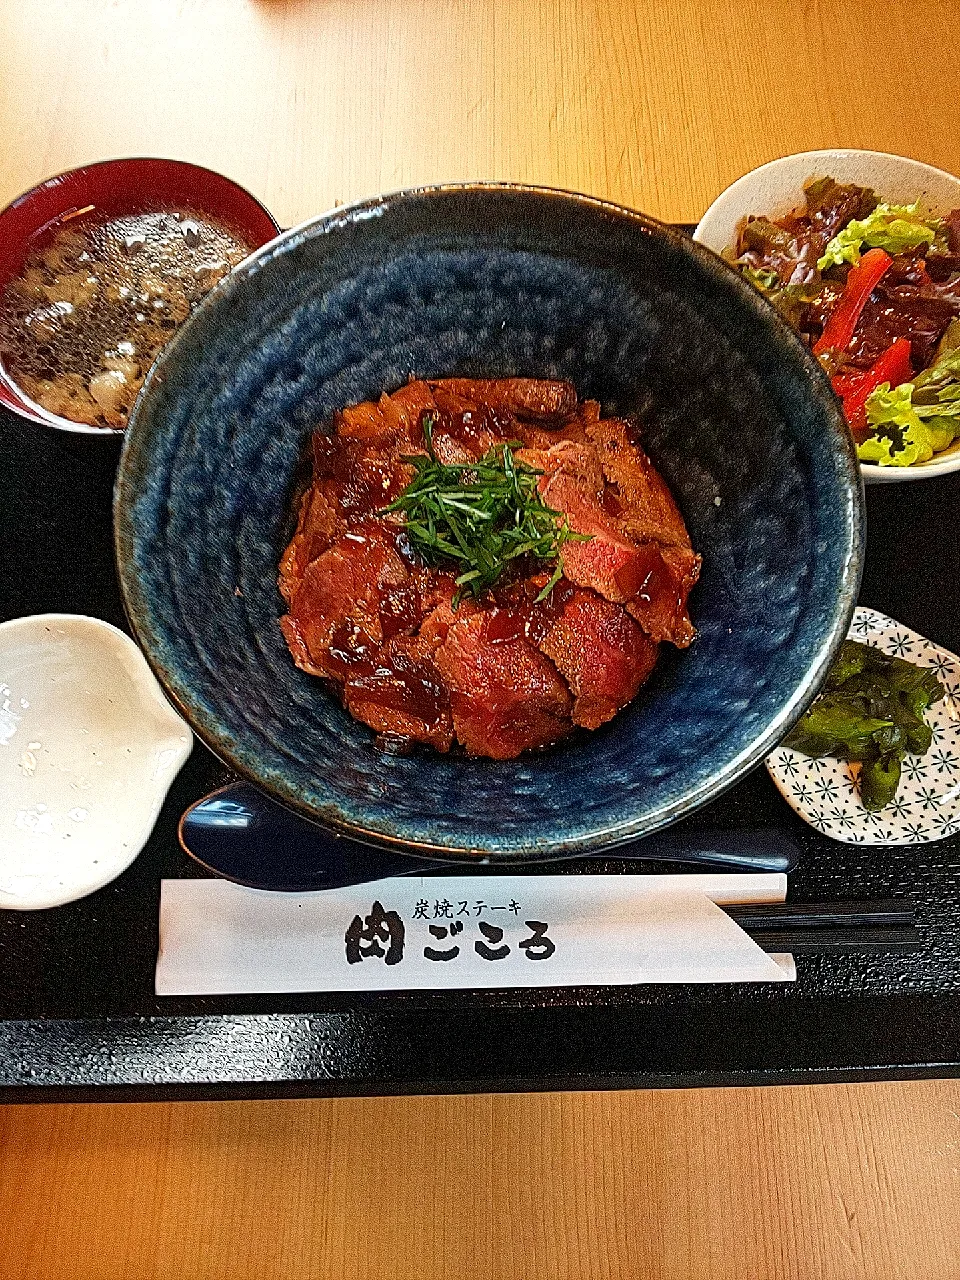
[782, 640, 945, 811]
[824, 642, 870, 688]
[859, 754, 902, 813]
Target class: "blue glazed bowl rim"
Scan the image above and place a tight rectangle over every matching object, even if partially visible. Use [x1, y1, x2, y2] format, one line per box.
[115, 181, 864, 860]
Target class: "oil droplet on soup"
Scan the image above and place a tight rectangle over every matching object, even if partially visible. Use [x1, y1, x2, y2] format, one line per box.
[0, 209, 253, 429]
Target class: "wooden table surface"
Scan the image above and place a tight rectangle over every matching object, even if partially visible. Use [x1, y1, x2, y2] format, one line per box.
[3, 2, 960, 1277]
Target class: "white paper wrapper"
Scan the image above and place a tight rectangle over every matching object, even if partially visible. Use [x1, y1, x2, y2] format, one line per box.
[157, 874, 795, 995]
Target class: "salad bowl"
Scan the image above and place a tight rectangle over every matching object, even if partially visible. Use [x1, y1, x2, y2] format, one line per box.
[695, 150, 960, 484]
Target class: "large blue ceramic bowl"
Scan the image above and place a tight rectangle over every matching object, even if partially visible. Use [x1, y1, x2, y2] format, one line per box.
[115, 184, 864, 861]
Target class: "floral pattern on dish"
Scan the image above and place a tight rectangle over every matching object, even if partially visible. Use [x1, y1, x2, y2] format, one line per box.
[767, 608, 960, 844]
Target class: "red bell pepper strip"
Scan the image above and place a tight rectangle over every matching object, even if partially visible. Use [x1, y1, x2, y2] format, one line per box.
[830, 337, 914, 436]
[814, 247, 894, 356]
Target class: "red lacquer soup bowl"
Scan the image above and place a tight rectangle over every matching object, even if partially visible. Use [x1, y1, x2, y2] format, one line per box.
[0, 157, 279, 434]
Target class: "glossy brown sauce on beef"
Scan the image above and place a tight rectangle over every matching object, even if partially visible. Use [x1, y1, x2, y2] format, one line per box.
[278, 378, 699, 759]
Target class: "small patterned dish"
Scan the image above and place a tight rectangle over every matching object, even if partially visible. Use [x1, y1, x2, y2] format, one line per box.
[766, 607, 960, 844]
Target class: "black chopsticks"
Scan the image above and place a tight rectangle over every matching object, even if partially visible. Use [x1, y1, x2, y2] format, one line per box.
[723, 899, 920, 953]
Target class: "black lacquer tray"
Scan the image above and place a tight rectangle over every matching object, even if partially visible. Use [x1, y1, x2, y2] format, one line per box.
[3, 346, 960, 1100]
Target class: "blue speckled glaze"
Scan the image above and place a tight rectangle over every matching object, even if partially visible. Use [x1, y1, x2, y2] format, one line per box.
[115, 184, 864, 861]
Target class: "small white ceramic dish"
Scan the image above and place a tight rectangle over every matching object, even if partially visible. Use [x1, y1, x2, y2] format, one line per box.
[694, 150, 960, 485]
[767, 607, 960, 845]
[0, 614, 192, 909]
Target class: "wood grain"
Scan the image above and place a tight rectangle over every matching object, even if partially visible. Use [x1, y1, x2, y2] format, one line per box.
[3, 3, 960, 1277]
[3, 1083, 960, 1279]
[0, 0, 958, 228]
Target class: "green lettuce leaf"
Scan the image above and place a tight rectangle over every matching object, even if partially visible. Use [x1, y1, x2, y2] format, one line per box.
[857, 432, 905, 466]
[818, 202, 941, 270]
[934, 318, 960, 362]
[740, 266, 779, 291]
[913, 346, 960, 404]
[738, 266, 826, 327]
[858, 381, 960, 466]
